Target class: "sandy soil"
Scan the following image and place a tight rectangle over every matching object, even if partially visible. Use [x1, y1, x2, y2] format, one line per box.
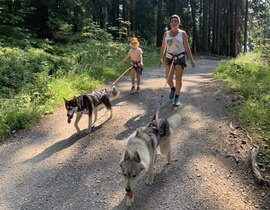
[0, 57, 269, 210]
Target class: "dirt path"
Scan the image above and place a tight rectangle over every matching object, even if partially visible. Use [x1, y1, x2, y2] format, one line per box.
[0, 58, 269, 210]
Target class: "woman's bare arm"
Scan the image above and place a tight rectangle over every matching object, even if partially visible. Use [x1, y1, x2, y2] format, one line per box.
[183, 31, 195, 68]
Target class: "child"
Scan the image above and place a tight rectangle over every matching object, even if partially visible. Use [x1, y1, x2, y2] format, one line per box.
[120, 36, 144, 93]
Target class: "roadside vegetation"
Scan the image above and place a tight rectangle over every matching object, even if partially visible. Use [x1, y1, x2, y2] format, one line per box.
[213, 44, 270, 173]
[0, 25, 159, 141]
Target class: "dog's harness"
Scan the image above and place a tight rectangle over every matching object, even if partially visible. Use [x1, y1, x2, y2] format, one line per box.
[144, 117, 170, 147]
[80, 89, 108, 110]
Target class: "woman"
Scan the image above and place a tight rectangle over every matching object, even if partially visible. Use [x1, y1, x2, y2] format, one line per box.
[160, 14, 195, 106]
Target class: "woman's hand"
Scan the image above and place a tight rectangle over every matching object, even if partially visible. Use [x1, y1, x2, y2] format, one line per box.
[190, 59, 195, 68]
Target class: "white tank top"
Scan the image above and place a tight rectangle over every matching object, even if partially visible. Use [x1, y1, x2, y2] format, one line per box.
[165, 30, 185, 59]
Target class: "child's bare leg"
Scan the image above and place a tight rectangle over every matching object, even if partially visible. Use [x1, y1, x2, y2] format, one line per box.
[136, 73, 140, 87]
[130, 68, 135, 86]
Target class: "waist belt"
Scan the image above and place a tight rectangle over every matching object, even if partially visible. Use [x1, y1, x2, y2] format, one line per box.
[132, 60, 141, 68]
[167, 52, 185, 60]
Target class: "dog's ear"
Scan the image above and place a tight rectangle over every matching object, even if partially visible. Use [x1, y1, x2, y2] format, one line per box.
[133, 151, 141, 163]
[124, 150, 130, 161]
[64, 98, 67, 102]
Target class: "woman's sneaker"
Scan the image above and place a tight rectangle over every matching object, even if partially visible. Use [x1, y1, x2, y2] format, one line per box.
[136, 86, 140, 92]
[174, 97, 181, 107]
[169, 89, 175, 100]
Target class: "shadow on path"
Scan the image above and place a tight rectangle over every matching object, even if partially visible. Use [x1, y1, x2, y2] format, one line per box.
[24, 125, 103, 164]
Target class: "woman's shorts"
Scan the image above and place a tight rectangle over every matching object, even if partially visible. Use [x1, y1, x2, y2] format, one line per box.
[165, 56, 187, 69]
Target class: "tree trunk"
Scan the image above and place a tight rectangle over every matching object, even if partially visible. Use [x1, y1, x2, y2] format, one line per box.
[244, 0, 248, 52]
[227, 0, 231, 56]
[208, 0, 212, 51]
[230, 0, 235, 56]
[156, 0, 163, 47]
[211, 0, 217, 53]
[122, 0, 128, 21]
[216, 0, 221, 54]
[233, 0, 239, 56]
[202, 0, 209, 52]
[198, 0, 203, 51]
[101, 3, 108, 30]
[190, 0, 197, 53]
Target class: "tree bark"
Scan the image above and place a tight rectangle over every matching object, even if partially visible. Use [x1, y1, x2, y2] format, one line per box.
[233, 0, 239, 56]
[156, 0, 163, 47]
[190, 0, 197, 53]
[244, 0, 248, 52]
[202, 0, 209, 52]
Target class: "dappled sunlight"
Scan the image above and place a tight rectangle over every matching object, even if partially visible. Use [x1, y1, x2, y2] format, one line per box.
[187, 156, 257, 209]
[0, 204, 9, 210]
[0, 146, 78, 189]
[182, 105, 211, 130]
[105, 190, 125, 209]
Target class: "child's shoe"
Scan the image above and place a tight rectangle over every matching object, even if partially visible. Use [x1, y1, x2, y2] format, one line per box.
[169, 89, 175, 100]
[136, 86, 140, 92]
[174, 97, 181, 107]
[130, 86, 135, 93]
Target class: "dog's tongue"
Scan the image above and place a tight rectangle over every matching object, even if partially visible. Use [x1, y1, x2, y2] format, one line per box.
[126, 191, 133, 199]
[67, 117, 71, 124]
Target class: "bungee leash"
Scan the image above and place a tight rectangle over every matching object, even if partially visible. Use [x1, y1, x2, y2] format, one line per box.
[154, 59, 175, 127]
[112, 66, 133, 86]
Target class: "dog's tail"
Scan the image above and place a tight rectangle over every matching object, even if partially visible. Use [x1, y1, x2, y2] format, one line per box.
[108, 85, 120, 100]
[167, 114, 181, 129]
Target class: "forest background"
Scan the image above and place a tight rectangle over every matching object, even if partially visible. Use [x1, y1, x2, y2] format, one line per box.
[0, 0, 269, 173]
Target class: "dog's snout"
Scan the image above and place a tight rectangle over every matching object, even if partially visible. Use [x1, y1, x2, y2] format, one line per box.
[125, 188, 131, 192]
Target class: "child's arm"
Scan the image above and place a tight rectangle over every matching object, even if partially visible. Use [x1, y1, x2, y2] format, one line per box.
[140, 50, 144, 66]
[120, 53, 130, 66]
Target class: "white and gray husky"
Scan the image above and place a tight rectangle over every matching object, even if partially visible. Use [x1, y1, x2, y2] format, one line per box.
[64, 86, 120, 134]
[119, 114, 181, 206]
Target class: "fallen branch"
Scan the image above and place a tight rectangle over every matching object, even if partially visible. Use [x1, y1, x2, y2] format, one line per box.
[229, 121, 252, 143]
[229, 121, 235, 130]
[237, 125, 253, 142]
[250, 146, 270, 187]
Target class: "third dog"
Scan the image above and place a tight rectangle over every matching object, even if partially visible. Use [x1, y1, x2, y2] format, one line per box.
[64, 86, 120, 133]
[119, 113, 181, 206]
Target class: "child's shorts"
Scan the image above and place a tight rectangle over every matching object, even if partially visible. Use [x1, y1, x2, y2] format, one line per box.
[132, 61, 143, 75]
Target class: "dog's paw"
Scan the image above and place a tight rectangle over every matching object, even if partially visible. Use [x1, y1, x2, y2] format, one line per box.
[126, 198, 132, 207]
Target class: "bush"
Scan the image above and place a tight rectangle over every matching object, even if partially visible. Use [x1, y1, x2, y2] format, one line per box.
[214, 52, 270, 168]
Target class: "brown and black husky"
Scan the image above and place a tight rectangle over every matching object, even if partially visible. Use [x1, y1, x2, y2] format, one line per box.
[64, 86, 120, 133]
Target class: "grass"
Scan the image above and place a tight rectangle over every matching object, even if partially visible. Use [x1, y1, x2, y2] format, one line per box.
[213, 51, 270, 172]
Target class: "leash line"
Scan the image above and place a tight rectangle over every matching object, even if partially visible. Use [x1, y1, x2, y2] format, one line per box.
[112, 66, 133, 86]
[155, 60, 174, 128]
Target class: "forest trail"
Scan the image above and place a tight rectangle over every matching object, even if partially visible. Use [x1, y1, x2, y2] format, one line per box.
[0, 57, 269, 210]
